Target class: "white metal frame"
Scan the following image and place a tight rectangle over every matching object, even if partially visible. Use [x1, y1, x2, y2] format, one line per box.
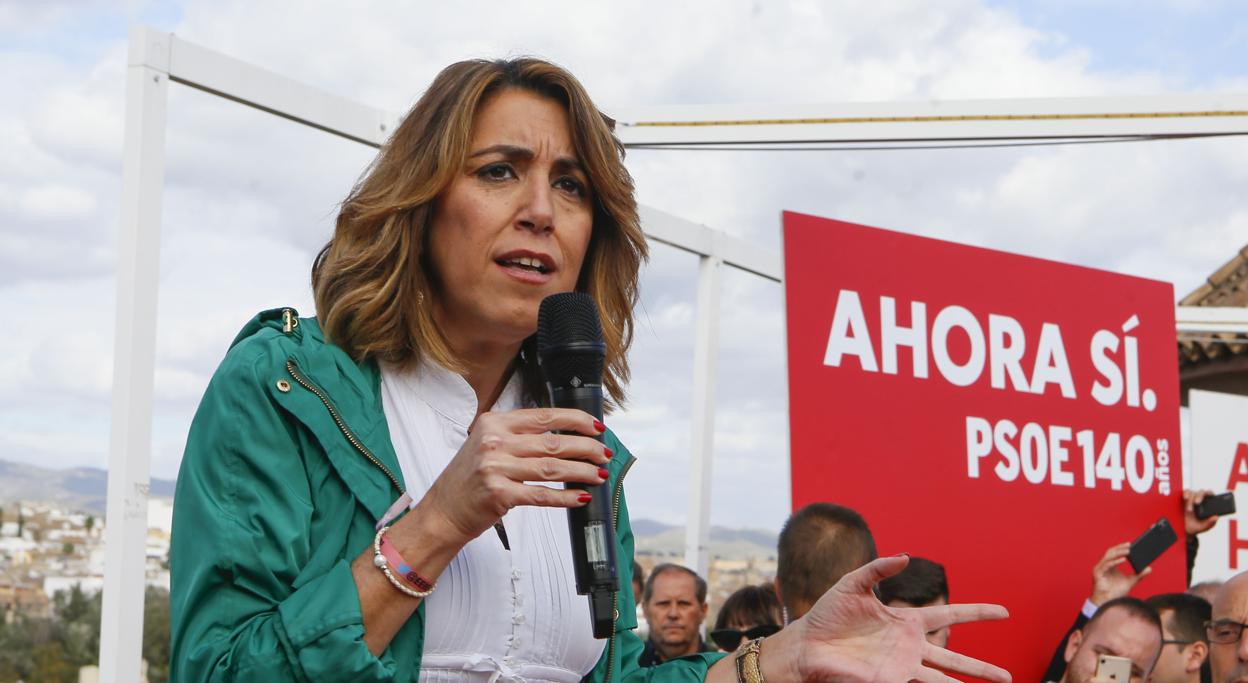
[610, 96, 1248, 146]
[1177, 306, 1248, 334]
[104, 26, 1248, 679]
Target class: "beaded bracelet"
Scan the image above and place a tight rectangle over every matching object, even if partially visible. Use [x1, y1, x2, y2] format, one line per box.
[372, 526, 437, 598]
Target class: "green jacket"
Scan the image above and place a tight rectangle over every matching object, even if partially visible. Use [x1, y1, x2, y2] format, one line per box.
[170, 308, 724, 682]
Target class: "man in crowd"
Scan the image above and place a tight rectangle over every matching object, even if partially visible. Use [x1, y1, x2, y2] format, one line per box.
[877, 556, 950, 647]
[1190, 581, 1223, 604]
[1145, 593, 1211, 683]
[1057, 597, 1163, 683]
[775, 502, 876, 621]
[1208, 572, 1248, 683]
[638, 563, 713, 665]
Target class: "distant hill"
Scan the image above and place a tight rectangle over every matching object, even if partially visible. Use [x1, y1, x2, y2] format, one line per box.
[0, 459, 176, 517]
[630, 518, 678, 537]
[630, 518, 778, 561]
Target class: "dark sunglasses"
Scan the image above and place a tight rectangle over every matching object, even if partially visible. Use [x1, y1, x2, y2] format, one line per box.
[710, 624, 782, 651]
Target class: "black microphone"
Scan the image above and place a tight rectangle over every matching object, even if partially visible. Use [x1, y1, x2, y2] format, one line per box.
[537, 292, 619, 640]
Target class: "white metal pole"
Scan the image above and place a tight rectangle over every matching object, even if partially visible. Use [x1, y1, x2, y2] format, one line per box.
[685, 255, 722, 577]
[100, 27, 170, 683]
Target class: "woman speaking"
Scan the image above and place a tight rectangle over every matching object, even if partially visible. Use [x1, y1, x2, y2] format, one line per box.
[169, 58, 1010, 683]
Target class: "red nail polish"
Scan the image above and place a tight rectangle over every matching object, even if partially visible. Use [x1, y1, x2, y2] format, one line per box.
[578, 492, 593, 503]
[593, 419, 606, 433]
[598, 467, 610, 480]
[604, 446, 614, 459]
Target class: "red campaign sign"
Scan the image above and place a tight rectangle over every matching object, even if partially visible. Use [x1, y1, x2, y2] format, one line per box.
[783, 211, 1184, 682]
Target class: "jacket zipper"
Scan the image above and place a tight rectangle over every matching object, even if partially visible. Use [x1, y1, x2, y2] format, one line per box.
[603, 453, 637, 683]
[285, 358, 405, 495]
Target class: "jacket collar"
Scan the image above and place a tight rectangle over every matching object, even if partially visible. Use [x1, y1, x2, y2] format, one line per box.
[240, 308, 406, 521]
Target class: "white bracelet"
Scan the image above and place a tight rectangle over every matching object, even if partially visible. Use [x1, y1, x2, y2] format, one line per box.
[372, 526, 437, 598]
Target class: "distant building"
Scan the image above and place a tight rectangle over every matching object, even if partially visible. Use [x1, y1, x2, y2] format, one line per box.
[148, 497, 173, 535]
[0, 576, 51, 620]
[43, 575, 105, 598]
[1180, 243, 1248, 404]
[0, 536, 37, 565]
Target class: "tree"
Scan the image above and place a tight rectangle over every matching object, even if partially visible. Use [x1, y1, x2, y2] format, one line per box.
[47, 585, 102, 675]
[31, 641, 76, 683]
[0, 612, 37, 680]
[85, 514, 95, 534]
[0, 586, 108, 682]
[144, 587, 171, 683]
[55, 584, 96, 626]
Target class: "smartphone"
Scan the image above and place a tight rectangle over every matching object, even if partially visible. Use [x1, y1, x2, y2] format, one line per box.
[1127, 516, 1179, 574]
[1196, 492, 1237, 520]
[1096, 654, 1132, 682]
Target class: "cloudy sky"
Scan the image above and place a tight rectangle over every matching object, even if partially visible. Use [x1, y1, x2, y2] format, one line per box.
[1, 0, 1245, 533]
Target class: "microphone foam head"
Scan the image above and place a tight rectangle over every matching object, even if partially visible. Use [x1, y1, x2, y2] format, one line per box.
[537, 292, 605, 386]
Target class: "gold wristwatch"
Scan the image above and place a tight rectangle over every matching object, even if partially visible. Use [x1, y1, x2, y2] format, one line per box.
[735, 637, 766, 683]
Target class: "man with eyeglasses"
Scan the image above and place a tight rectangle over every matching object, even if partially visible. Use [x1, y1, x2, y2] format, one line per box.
[1056, 597, 1162, 683]
[1145, 594, 1211, 683]
[1207, 572, 1248, 683]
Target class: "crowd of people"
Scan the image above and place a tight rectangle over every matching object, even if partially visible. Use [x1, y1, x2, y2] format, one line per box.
[1036, 489, 1230, 683]
[626, 503, 951, 667]
[625, 490, 1239, 683]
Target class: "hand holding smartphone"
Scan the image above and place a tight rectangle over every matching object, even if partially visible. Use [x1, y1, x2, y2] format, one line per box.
[1195, 492, 1237, 520]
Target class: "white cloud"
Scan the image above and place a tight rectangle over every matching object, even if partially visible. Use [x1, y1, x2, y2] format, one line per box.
[19, 183, 98, 221]
[28, 57, 126, 171]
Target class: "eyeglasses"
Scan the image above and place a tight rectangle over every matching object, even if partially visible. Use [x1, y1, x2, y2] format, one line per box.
[1207, 619, 1248, 644]
[1161, 639, 1194, 647]
[710, 624, 782, 651]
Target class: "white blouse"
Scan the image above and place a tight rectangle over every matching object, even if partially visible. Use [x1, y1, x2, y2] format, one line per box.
[380, 359, 606, 683]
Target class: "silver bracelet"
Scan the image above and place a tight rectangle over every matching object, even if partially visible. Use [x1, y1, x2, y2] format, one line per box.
[372, 526, 437, 598]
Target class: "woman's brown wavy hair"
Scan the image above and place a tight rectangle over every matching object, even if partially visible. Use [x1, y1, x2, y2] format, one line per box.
[311, 58, 645, 409]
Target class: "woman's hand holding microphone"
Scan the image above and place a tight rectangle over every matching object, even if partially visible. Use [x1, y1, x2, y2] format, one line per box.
[403, 407, 611, 551]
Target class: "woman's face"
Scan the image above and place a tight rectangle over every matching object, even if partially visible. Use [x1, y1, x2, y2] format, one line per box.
[428, 88, 593, 350]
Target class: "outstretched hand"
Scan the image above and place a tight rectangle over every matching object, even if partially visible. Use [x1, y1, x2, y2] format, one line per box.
[763, 555, 1011, 683]
[1090, 542, 1149, 606]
